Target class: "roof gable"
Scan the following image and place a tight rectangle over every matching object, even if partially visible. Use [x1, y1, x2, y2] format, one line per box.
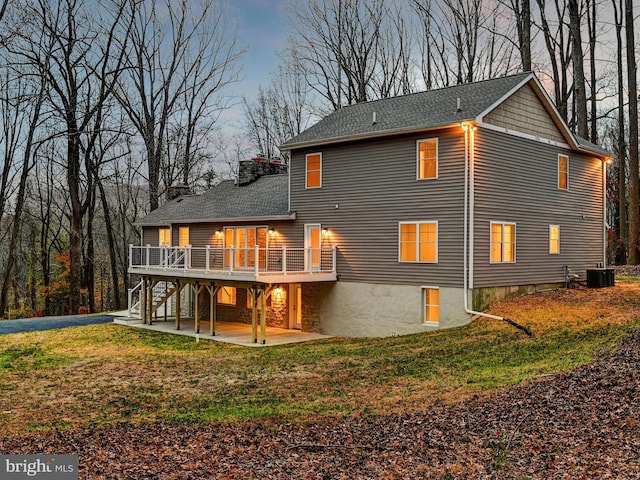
[481, 82, 567, 144]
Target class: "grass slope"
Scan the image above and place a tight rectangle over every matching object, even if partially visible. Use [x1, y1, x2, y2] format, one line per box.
[1, 282, 639, 434]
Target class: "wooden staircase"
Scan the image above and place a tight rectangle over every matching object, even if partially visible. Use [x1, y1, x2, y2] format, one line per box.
[128, 281, 175, 319]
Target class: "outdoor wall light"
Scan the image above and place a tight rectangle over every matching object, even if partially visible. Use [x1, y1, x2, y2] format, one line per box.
[268, 228, 276, 235]
[214, 230, 222, 236]
[322, 227, 329, 235]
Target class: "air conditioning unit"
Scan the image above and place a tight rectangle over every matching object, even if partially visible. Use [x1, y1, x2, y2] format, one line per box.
[586, 268, 615, 288]
[586, 269, 605, 288]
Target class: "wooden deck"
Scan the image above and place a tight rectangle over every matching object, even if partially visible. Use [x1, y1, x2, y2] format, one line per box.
[113, 317, 333, 347]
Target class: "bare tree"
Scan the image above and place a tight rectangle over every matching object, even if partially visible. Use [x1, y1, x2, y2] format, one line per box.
[8, 0, 135, 313]
[535, 0, 572, 122]
[612, 0, 626, 263]
[586, 0, 598, 143]
[115, 0, 244, 211]
[285, 0, 387, 110]
[244, 56, 314, 163]
[0, 75, 46, 316]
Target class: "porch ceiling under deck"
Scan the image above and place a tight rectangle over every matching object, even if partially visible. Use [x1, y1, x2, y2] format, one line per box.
[128, 266, 338, 283]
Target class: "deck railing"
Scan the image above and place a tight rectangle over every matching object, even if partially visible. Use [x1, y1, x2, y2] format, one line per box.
[129, 245, 337, 276]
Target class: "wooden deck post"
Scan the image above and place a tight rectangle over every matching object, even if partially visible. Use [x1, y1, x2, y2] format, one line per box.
[140, 277, 147, 325]
[209, 284, 219, 336]
[250, 286, 257, 343]
[194, 282, 200, 334]
[151, 280, 158, 324]
[175, 280, 181, 330]
[147, 280, 155, 325]
[260, 285, 266, 345]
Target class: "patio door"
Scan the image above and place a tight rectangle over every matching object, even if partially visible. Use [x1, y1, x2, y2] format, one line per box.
[224, 226, 267, 270]
[289, 283, 302, 329]
[304, 224, 321, 271]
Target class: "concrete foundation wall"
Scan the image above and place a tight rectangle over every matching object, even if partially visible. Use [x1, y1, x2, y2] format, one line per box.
[472, 282, 563, 312]
[305, 281, 470, 337]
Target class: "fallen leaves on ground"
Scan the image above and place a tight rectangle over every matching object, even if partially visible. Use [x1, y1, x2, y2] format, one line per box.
[2, 325, 639, 479]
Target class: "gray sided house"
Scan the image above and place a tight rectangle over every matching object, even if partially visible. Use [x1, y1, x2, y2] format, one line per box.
[130, 72, 611, 339]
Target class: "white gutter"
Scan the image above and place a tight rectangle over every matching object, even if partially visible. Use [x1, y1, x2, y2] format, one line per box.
[462, 123, 532, 335]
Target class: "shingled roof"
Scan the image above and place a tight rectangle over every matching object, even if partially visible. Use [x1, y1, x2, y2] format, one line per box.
[135, 174, 292, 226]
[281, 72, 611, 158]
[281, 73, 534, 149]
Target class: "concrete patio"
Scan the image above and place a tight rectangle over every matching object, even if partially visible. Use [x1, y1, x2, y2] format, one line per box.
[112, 316, 333, 347]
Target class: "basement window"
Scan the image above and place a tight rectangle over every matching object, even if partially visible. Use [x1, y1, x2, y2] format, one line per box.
[422, 287, 440, 325]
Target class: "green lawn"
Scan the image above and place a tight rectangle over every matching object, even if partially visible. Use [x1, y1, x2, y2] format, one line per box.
[1, 283, 639, 433]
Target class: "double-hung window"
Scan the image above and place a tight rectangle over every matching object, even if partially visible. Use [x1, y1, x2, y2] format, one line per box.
[399, 221, 438, 263]
[558, 154, 569, 190]
[306, 153, 322, 188]
[549, 225, 560, 254]
[417, 138, 438, 179]
[491, 222, 516, 263]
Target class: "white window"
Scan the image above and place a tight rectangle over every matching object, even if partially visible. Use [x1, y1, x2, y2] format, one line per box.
[417, 138, 438, 179]
[422, 287, 440, 325]
[305, 153, 322, 188]
[558, 154, 568, 190]
[399, 221, 438, 263]
[549, 225, 560, 254]
[217, 286, 236, 306]
[491, 222, 516, 263]
[179, 227, 189, 248]
[159, 228, 170, 247]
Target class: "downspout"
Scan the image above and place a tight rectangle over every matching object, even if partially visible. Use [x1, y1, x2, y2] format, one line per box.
[462, 123, 532, 336]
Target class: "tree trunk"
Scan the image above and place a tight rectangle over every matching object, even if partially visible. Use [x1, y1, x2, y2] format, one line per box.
[0, 92, 42, 315]
[569, 0, 588, 138]
[587, 0, 597, 143]
[85, 189, 96, 313]
[521, 0, 531, 71]
[97, 177, 122, 309]
[614, 0, 627, 264]
[626, 0, 639, 263]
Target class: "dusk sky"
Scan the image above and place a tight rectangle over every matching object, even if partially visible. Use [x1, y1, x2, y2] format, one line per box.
[231, 0, 288, 104]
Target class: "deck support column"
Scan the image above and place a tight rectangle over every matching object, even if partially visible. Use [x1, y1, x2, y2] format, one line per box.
[208, 284, 219, 336]
[194, 282, 201, 333]
[260, 285, 266, 345]
[147, 280, 154, 325]
[175, 280, 182, 330]
[250, 286, 258, 343]
[140, 277, 147, 324]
